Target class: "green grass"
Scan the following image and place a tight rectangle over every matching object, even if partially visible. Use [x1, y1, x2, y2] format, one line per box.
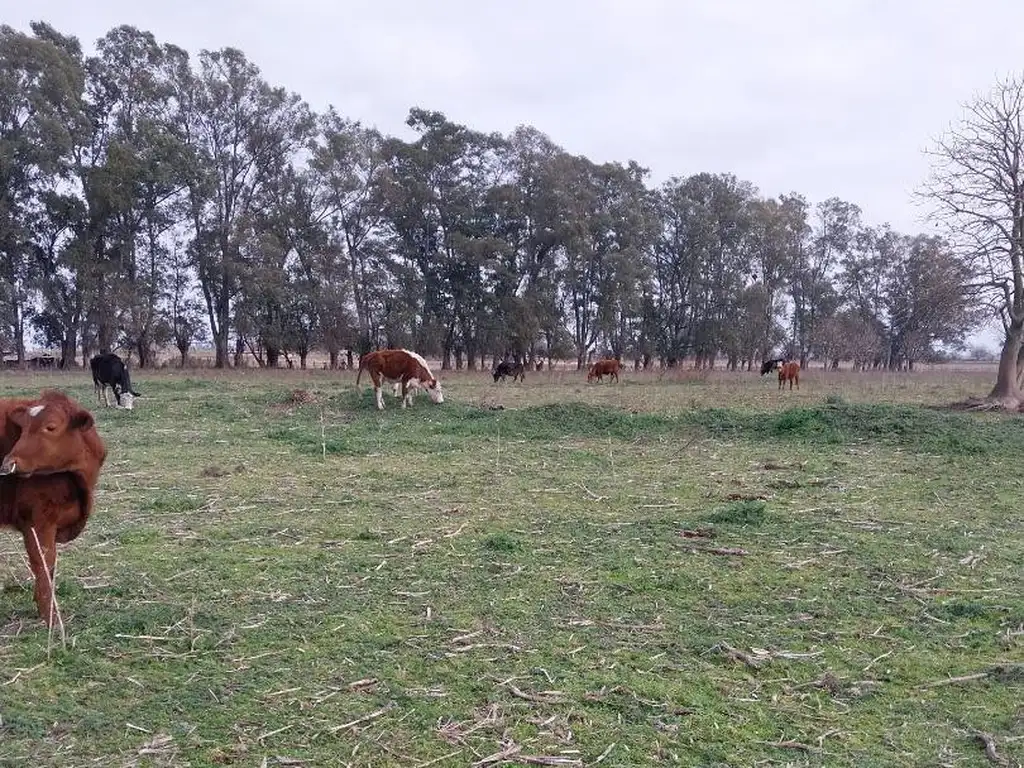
[0, 365, 1022, 766]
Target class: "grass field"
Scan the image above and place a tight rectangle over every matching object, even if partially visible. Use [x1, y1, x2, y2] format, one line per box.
[1, 364, 1022, 767]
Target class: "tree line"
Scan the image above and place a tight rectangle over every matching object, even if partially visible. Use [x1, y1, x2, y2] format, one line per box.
[0, 22, 981, 371]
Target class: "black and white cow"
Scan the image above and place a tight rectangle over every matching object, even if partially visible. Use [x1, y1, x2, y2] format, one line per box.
[90, 353, 140, 410]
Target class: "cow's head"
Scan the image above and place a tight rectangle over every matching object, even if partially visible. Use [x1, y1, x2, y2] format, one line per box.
[425, 378, 444, 404]
[0, 393, 98, 477]
[115, 387, 135, 410]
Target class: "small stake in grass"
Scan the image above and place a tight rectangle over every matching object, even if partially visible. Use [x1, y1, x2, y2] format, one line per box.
[319, 407, 326, 461]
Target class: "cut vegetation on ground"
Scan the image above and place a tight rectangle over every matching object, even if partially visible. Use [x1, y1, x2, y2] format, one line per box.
[1, 366, 1022, 767]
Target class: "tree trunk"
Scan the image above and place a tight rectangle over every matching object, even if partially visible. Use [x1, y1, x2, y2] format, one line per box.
[60, 326, 77, 371]
[990, 323, 1024, 407]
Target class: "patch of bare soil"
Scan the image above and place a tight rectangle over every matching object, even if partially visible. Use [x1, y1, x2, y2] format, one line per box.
[285, 388, 318, 405]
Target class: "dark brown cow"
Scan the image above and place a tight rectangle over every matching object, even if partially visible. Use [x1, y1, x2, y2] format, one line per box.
[760, 358, 786, 376]
[1, 390, 107, 625]
[778, 361, 800, 390]
[356, 349, 444, 410]
[587, 358, 621, 383]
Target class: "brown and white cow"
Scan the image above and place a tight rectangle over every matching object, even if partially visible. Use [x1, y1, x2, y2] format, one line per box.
[587, 358, 621, 383]
[1, 390, 107, 625]
[356, 349, 444, 410]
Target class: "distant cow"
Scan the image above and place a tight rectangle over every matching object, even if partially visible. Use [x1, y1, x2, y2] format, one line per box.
[587, 358, 621, 383]
[493, 360, 525, 383]
[28, 356, 57, 369]
[778, 361, 800, 390]
[760, 358, 786, 376]
[90, 353, 140, 410]
[535, 361, 544, 372]
[356, 349, 444, 410]
[0, 390, 107, 625]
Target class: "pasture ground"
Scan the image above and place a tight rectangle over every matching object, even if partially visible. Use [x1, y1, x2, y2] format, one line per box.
[1, 364, 1022, 767]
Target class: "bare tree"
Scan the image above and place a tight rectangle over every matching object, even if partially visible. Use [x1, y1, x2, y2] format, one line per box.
[923, 74, 1024, 408]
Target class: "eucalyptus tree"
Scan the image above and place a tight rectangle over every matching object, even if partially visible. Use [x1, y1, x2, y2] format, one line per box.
[378, 108, 503, 368]
[480, 125, 567, 362]
[885, 234, 976, 369]
[557, 156, 652, 367]
[177, 46, 313, 367]
[85, 27, 194, 366]
[746, 194, 807, 360]
[789, 197, 860, 367]
[309, 110, 388, 362]
[0, 23, 85, 363]
[653, 173, 755, 367]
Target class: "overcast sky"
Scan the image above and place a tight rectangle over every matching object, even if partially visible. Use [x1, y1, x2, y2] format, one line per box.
[4, 0, 1021, 344]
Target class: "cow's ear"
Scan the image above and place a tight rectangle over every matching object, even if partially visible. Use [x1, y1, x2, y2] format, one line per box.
[69, 409, 94, 431]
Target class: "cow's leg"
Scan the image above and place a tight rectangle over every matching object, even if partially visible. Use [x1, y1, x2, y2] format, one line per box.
[374, 384, 385, 410]
[23, 523, 58, 625]
[401, 380, 410, 409]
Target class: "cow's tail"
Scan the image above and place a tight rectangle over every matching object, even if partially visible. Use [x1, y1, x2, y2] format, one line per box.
[356, 357, 366, 386]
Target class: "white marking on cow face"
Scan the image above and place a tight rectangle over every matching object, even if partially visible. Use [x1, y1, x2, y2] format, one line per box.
[27, 405, 45, 417]
[427, 383, 444, 404]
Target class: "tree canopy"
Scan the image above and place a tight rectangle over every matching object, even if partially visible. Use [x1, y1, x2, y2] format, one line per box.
[0, 21, 981, 370]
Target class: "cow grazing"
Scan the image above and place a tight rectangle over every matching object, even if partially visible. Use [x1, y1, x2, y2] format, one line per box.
[760, 358, 786, 376]
[587, 358, 621, 383]
[356, 349, 444, 410]
[90, 352, 140, 410]
[1, 390, 107, 625]
[778, 361, 800, 390]
[493, 360, 525, 383]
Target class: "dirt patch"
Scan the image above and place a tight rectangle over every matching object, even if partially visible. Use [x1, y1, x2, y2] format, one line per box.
[945, 397, 1024, 413]
[285, 388, 318, 405]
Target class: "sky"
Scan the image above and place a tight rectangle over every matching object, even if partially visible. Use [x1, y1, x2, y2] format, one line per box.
[3, 0, 1020, 347]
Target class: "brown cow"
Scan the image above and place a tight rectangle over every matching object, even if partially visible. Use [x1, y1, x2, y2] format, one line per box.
[1, 390, 107, 625]
[356, 349, 444, 410]
[587, 358, 621, 383]
[778, 361, 800, 390]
